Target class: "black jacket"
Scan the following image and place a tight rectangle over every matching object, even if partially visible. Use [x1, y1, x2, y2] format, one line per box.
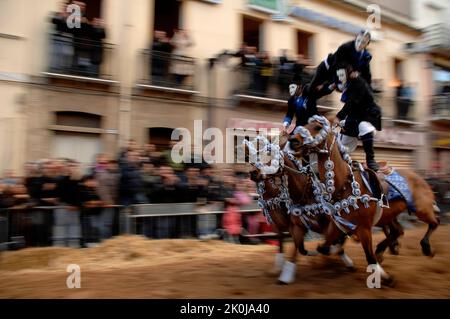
[284, 85, 333, 127]
[327, 41, 372, 86]
[336, 77, 382, 134]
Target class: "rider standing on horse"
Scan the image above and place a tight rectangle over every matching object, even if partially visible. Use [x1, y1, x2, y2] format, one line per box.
[333, 63, 382, 172]
[309, 29, 373, 99]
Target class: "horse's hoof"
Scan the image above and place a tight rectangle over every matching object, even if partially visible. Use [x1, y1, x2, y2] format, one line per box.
[277, 280, 289, 285]
[382, 276, 396, 288]
[347, 266, 357, 273]
[420, 241, 434, 257]
[317, 245, 330, 256]
[389, 244, 400, 255]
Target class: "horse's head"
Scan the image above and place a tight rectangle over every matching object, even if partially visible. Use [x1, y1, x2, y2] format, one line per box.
[243, 136, 284, 182]
[288, 116, 331, 157]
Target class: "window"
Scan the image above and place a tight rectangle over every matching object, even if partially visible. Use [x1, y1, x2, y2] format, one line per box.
[55, 112, 102, 128]
[153, 0, 181, 38]
[83, 0, 103, 20]
[297, 30, 313, 59]
[243, 15, 263, 50]
[149, 127, 174, 151]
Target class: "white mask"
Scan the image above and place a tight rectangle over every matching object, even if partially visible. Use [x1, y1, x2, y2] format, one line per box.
[337, 69, 347, 85]
[289, 84, 298, 96]
[355, 34, 370, 52]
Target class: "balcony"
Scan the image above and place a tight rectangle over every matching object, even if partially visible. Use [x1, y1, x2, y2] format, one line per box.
[43, 33, 117, 87]
[136, 50, 198, 95]
[421, 23, 450, 57]
[374, 94, 421, 127]
[431, 94, 450, 123]
[231, 64, 336, 112]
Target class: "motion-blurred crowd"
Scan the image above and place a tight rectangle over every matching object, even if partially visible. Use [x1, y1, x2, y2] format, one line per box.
[0, 140, 271, 249]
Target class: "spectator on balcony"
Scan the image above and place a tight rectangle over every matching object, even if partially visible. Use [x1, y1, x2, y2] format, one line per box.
[441, 81, 450, 95]
[170, 29, 194, 86]
[50, 1, 73, 73]
[277, 49, 294, 97]
[151, 30, 173, 85]
[90, 18, 106, 78]
[71, 1, 93, 76]
[396, 81, 414, 120]
[234, 43, 249, 68]
[257, 51, 273, 96]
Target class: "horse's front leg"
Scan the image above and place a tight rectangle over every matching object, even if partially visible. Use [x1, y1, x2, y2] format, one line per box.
[278, 224, 305, 284]
[358, 224, 396, 287]
[269, 231, 285, 275]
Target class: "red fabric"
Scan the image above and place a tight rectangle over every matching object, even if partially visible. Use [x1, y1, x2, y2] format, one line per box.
[223, 205, 242, 236]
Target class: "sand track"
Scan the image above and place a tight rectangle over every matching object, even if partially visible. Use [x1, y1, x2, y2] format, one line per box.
[0, 224, 449, 298]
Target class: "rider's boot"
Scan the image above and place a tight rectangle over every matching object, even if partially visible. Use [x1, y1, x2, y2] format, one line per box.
[361, 132, 379, 172]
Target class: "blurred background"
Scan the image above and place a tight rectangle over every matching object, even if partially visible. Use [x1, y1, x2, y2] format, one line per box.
[0, 0, 449, 249]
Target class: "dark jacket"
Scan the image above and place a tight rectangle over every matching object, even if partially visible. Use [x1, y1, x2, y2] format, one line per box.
[327, 40, 372, 86]
[336, 76, 382, 136]
[90, 26, 106, 65]
[119, 163, 144, 202]
[57, 176, 82, 206]
[283, 85, 330, 127]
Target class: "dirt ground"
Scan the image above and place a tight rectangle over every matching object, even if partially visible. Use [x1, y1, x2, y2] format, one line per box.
[0, 224, 449, 299]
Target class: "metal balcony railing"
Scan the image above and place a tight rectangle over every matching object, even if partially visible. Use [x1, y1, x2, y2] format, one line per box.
[432, 94, 450, 119]
[47, 33, 116, 81]
[232, 64, 315, 102]
[137, 49, 197, 93]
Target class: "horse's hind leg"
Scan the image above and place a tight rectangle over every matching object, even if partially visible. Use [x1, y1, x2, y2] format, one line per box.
[416, 208, 439, 257]
[388, 219, 403, 255]
[358, 226, 395, 287]
[420, 222, 438, 257]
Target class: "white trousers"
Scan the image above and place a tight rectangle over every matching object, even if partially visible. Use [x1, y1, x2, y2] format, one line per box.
[340, 121, 376, 153]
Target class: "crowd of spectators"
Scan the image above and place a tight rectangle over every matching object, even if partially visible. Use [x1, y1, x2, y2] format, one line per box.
[50, 1, 106, 77]
[0, 139, 266, 248]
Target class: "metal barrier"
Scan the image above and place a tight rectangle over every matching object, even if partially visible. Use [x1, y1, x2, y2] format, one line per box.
[0, 201, 280, 250]
[0, 205, 123, 249]
[128, 201, 264, 239]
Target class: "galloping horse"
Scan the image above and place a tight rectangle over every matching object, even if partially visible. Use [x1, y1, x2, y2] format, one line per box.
[288, 117, 440, 262]
[244, 135, 355, 284]
[288, 116, 396, 285]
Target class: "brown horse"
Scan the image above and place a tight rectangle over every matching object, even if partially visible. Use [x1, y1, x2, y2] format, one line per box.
[373, 167, 440, 260]
[244, 137, 354, 284]
[288, 116, 396, 286]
